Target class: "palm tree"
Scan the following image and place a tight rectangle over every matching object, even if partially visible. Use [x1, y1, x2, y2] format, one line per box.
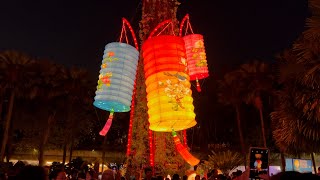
[271, 0, 320, 172]
[29, 59, 68, 166]
[59, 66, 94, 164]
[236, 60, 274, 147]
[205, 149, 243, 176]
[217, 70, 248, 166]
[0, 50, 35, 162]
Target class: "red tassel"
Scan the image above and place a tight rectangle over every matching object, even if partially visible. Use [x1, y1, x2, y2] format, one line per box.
[172, 130, 200, 166]
[196, 78, 201, 92]
[99, 111, 114, 136]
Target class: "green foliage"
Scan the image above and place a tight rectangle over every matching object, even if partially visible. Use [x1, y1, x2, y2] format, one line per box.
[205, 150, 243, 175]
[154, 132, 190, 176]
[271, 0, 320, 154]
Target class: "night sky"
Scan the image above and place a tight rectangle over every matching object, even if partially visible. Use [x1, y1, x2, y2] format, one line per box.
[0, 0, 309, 77]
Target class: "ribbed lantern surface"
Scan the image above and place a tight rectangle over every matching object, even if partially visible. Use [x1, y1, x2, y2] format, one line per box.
[183, 34, 209, 81]
[142, 35, 196, 132]
[94, 42, 139, 112]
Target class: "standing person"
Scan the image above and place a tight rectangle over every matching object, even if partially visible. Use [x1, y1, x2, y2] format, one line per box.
[144, 168, 153, 180]
[49, 169, 68, 180]
[86, 169, 97, 180]
[102, 169, 115, 180]
[172, 174, 179, 180]
[15, 165, 49, 180]
[182, 175, 188, 180]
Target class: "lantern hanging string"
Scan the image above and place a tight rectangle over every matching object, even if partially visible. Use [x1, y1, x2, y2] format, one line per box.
[119, 18, 139, 50]
[179, 14, 194, 37]
[99, 110, 114, 136]
[120, 22, 129, 44]
[148, 19, 174, 39]
[156, 21, 174, 37]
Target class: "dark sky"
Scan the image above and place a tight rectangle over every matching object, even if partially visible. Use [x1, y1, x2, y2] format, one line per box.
[0, 0, 309, 77]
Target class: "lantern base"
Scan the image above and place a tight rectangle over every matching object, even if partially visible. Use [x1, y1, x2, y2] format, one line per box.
[94, 100, 130, 112]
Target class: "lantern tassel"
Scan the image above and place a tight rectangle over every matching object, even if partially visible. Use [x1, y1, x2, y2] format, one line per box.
[99, 111, 114, 136]
[196, 78, 201, 92]
[172, 130, 200, 166]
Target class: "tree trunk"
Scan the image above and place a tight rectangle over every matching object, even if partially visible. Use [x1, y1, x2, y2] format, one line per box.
[235, 104, 246, 168]
[259, 108, 267, 147]
[38, 113, 55, 166]
[62, 143, 67, 165]
[280, 153, 285, 172]
[68, 139, 74, 163]
[38, 141, 45, 166]
[101, 135, 108, 172]
[0, 92, 4, 122]
[311, 152, 316, 174]
[0, 91, 15, 162]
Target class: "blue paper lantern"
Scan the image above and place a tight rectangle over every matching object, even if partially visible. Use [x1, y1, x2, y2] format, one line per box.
[93, 42, 139, 113]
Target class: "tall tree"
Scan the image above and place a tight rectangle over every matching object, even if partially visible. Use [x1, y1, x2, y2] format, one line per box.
[237, 60, 274, 147]
[128, 0, 189, 175]
[217, 71, 247, 166]
[271, 0, 320, 155]
[59, 66, 95, 164]
[0, 50, 35, 162]
[30, 60, 67, 166]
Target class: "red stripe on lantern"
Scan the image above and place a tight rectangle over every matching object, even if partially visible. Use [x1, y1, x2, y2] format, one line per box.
[148, 128, 154, 167]
[126, 80, 136, 156]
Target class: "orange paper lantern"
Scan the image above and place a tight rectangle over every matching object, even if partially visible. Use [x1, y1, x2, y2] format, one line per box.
[142, 22, 196, 132]
[180, 14, 209, 92]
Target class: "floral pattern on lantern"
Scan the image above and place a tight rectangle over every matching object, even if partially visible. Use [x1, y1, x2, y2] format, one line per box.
[158, 72, 190, 111]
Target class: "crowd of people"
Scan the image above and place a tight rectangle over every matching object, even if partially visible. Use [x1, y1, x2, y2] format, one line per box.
[1, 162, 320, 180]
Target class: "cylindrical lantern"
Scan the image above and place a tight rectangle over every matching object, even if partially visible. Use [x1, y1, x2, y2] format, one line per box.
[180, 14, 209, 92]
[94, 42, 139, 112]
[142, 35, 196, 132]
[183, 34, 209, 81]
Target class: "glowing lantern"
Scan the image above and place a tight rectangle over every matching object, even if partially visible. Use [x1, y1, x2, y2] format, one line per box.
[142, 20, 196, 132]
[179, 14, 209, 92]
[172, 130, 199, 166]
[94, 18, 139, 136]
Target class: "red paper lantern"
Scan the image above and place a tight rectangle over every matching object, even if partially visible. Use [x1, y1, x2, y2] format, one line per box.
[180, 14, 209, 92]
